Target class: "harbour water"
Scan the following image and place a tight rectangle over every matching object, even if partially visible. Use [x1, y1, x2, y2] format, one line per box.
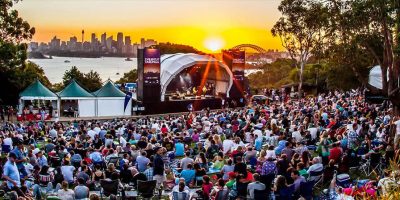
[29, 56, 137, 84]
[29, 56, 261, 84]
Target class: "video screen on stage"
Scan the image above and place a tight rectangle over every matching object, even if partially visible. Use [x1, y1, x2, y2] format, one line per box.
[143, 48, 160, 85]
[231, 50, 245, 81]
[165, 64, 230, 101]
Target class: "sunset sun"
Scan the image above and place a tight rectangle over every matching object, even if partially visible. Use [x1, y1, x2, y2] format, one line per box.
[204, 37, 224, 52]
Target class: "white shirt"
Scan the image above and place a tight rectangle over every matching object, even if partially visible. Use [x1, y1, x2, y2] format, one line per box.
[87, 129, 97, 140]
[222, 139, 235, 154]
[253, 129, 263, 139]
[3, 137, 13, 149]
[119, 137, 127, 147]
[307, 127, 318, 140]
[292, 131, 302, 143]
[94, 127, 101, 134]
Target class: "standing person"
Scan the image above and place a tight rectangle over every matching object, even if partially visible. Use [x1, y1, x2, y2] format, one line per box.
[2, 153, 22, 195]
[153, 147, 165, 189]
[11, 141, 28, 178]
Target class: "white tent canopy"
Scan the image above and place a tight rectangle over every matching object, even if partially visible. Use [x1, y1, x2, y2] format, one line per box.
[160, 53, 233, 101]
[368, 65, 388, 90]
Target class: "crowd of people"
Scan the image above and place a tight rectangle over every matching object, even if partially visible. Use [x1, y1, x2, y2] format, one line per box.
[1, 88, 400, 200]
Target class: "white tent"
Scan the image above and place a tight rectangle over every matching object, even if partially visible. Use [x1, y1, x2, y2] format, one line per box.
[58, 80, 96, 117]
[18, 80, 59, 117]
[93, 80, 131, 117]
[160, 53, 233, 101]
[369, 65, 384, 90]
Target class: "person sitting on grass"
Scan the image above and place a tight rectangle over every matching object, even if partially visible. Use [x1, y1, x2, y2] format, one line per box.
[180, 163, 195, 186]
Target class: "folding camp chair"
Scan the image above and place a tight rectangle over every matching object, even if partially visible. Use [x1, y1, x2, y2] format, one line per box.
[137, 180, 157, 199]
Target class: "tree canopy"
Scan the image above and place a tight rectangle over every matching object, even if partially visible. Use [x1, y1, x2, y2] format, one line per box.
[60, 66, 102, 92]
[116, 69, 137, 84]
[0, 0, 49, 105]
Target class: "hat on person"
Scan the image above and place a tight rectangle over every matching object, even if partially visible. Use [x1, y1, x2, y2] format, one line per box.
[33, 148, 40, 155]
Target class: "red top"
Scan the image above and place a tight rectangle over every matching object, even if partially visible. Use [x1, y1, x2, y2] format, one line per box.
[202, 182, 213, 196]
[329, 147, 342, 163]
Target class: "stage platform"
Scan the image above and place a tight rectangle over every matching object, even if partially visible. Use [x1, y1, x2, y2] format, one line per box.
[143, 98, 223, 114]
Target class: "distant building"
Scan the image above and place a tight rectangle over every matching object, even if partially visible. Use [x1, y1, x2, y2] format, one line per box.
[68, 36, 78, 51]
[101, 32, 106, 47]
[125, 36, 132, 54]
[117, 32, 124, 53]
[106, 36, 113, 50]
[38, 42, 49, 52]
[60, 41, 67, 51]
[28, 42, 38, 52]
[50, 36, 61, 50]
[83, 41, 91, 52]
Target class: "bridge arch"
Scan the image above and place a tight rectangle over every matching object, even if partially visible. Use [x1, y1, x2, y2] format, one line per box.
[231, 44, 268, 54]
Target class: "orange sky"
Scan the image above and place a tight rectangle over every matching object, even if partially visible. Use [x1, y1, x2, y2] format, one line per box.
[14, 0, 283, 52]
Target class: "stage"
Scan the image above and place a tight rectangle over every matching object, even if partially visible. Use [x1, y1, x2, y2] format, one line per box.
[142, 98, 223, 114]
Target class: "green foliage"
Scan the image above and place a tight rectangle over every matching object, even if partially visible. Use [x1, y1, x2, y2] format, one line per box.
[247, 58, 296, 90]
[61, 66, 102, 92]
[116, 69, 138, 84]
[271, 0, 328, 94]
[0, 0, 40, 105]
[156, 42, 202, 54]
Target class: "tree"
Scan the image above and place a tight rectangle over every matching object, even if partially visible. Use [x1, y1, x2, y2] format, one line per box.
[0, 0, 35, 69]
[61, 66, 102, 92]
[0, 0, 40, 105]
[116, 69, 138, 84]
[82, 70, 102, 91]
[62, 66, 84, 86]
[271, 0, 328, 97]
[315, 0, 400, 112]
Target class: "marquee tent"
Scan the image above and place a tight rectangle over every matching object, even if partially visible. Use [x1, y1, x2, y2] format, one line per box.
[368, 65, 387, 90]
[58, 79, 96, 117]
[93, 80, 131, 117]
[160, 53, 233, 101]
[18, 80, 58, 118]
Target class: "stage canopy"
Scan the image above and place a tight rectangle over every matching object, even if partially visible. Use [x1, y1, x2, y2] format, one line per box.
[18, 80, 58, 117]
[93, 80, 131, 116]
[20, 80, 58, 100]
[160, 53, 233, 101]
[58, 79, 96, 117]
[368, 65, 386, 90]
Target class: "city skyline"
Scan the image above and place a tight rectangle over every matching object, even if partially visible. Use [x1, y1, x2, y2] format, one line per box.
[29, 31, 157, 57]
[14, 0, 283, 52]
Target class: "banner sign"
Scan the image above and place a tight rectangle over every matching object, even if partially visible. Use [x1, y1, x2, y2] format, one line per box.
[231, 50, 245, 81]
[143, 48, 161, 85]
[124, 91, 132, 112]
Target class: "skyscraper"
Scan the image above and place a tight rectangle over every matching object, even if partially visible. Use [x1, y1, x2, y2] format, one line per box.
[124, 36, 132, 54]
[117, 32, 124, 53]
[91, 33, 96, 44]
[81, 30, 85, 43]
[50, 36, 61, 50]
[101, 32, 106, 46]
[106, 36, 113, 50]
